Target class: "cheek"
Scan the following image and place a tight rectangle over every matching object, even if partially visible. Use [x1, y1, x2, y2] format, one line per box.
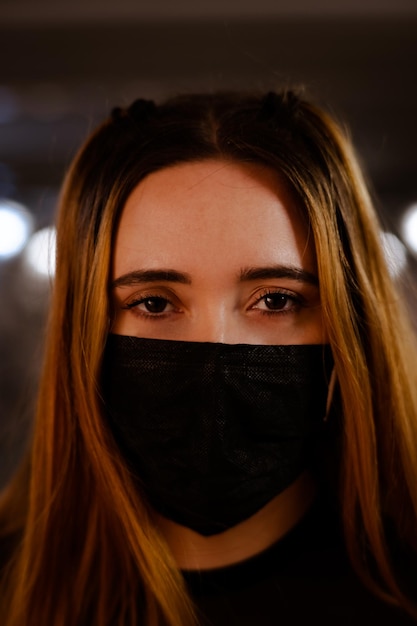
[270, 307, 327, 345]
[304, 307, 328, 344]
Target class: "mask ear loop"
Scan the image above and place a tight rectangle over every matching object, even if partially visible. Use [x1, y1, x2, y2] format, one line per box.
[324, 367, 337, 422]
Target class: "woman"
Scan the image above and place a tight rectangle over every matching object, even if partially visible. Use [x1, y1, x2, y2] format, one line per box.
[0, 90, 416, 625]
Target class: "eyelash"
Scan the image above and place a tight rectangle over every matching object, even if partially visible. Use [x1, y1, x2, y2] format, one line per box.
[252, 288, 304, 316]
[122, 288, 304, 320]
[122, 292, 178, 320]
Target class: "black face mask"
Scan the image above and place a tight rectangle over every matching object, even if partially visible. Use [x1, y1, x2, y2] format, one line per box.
[101, 334, 333, 536]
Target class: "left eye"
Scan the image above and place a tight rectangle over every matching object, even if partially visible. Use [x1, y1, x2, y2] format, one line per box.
[254, 292, 299, 312]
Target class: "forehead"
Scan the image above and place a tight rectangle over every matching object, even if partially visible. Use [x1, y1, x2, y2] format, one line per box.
[113, 159, 316, 275]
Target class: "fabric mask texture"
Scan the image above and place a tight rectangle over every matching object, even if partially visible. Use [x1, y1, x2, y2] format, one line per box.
[102, 334, 333, 536]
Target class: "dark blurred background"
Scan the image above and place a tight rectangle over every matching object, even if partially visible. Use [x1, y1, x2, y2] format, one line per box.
[1, 0, 417, 487]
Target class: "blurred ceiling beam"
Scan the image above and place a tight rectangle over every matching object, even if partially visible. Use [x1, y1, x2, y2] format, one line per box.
[1, 0, 417, 23]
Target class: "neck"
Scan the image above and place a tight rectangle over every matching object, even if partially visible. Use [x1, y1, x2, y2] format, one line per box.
[154, 471, 317, 570]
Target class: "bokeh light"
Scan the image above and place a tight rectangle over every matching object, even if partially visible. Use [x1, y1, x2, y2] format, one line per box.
[23, 226, 56, 278]
[400, 203, 417, 255]
[0, 199, 33, 259]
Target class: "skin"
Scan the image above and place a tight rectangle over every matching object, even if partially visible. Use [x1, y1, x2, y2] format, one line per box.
[111, 159, 327, 569]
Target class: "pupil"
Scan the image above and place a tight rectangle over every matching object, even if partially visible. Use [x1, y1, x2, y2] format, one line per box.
[145, 297, 167, 313]
[265, 294, 287, 310]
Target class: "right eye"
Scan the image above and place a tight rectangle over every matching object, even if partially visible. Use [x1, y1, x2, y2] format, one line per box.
[123, 295, 176, 317]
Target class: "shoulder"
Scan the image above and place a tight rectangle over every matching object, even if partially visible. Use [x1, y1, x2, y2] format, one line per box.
[187, 494, 417, 626]
[0, 530, 21, 583]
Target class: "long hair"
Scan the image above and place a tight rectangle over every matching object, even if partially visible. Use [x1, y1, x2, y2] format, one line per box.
[1, 91, 417, 624]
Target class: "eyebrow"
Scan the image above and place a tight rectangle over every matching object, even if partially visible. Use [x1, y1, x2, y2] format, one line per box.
[239, 265, 318, 286]
[111, 269, 192, 288]
[111, 265, 318, 289]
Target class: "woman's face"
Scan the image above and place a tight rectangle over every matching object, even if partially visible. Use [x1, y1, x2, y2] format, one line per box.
[111, 159, 326, 345]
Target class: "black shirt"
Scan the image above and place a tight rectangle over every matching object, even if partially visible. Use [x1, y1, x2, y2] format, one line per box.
[183, 494, 417, 626]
